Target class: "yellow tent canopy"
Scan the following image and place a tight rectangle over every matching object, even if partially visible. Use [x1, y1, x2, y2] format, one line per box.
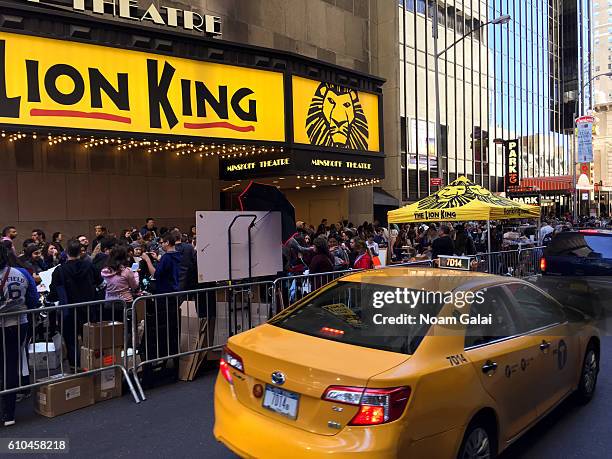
[388, 176, 540, 223]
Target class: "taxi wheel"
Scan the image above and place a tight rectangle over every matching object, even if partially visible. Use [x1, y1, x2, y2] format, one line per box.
[457, 423, 496, 459]
[576, 342, 599, 404]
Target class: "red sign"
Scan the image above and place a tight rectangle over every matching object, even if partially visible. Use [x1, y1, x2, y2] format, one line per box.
[575, 115, 595, 125]
[580, 163, 590, 175]
[430, 177, 443, 186]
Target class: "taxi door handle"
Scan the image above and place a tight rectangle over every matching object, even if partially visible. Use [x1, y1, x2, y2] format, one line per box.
[540, 340, 551, 352]
[481, 361, 497, 375]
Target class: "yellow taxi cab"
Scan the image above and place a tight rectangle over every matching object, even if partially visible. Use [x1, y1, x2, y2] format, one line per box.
[214, 267, 600, 458]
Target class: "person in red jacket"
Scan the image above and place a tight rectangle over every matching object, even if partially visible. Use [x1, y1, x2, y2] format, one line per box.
[353, 239, 373, 270]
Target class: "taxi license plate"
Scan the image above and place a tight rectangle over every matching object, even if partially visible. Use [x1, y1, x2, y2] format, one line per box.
[262, 385, 299, 419]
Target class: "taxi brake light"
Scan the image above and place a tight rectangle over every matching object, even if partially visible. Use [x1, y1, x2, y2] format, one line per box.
[540, 257, 546, 272]
[219, 359, 233, 384]
[219, 346, 244, 384]
[322, 386, 410, 425]
[351, 405, 385, 425]
[221, 346, 244, 373]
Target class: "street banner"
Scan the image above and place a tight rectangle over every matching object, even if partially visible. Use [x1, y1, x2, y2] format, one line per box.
[576, 115, 595, 163]
[504, 139, 520, 191]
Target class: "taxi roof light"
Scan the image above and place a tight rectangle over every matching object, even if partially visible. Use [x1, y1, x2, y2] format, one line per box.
[320, 326, 345, 336]
[322, 386, 410, 425]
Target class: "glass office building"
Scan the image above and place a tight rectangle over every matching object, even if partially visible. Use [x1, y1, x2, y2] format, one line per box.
[398, 0, 590, 204]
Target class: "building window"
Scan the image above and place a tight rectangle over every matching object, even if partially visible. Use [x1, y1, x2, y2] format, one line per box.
[416, 0, 425, 14]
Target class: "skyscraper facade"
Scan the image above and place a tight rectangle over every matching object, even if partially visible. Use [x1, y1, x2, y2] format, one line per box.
[397, 0, 590, 215]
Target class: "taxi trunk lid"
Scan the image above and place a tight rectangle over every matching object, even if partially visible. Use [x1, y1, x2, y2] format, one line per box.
[226, 324, 409, 435]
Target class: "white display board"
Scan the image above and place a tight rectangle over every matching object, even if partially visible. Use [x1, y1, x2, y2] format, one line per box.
[196, 211, 283, 283]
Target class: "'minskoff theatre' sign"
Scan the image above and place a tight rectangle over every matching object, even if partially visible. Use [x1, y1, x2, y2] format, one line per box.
[0, 31, 285, 142]
[25, 0, 221, 36]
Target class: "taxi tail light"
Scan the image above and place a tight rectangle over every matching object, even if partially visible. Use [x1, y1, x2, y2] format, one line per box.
[540, 257, 546, 272]
[219, 346, 244, 384]
[322, 386, 411, 425]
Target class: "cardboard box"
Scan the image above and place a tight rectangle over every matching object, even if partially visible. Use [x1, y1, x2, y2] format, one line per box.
[82, 321, 124, 350]
[178, 301, 215, 381]
[35, 375, 94, 418]
[28, 342, 60, 370]
[93, 368, 122, 402]
[80, 346, 123, 372]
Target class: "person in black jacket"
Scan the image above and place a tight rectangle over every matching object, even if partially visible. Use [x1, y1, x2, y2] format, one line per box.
[453, 224, 476, 256]
[92, 237, 117, 275]
[174, 231, 199, 295]
[48, 239, 104, 367]
[431, 225, 455, 260]
[177, 234, 217, 325]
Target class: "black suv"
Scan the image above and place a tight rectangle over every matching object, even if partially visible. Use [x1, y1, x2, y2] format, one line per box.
[541, 229, 612, 276]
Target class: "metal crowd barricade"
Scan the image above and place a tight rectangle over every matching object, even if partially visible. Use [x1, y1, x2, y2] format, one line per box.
[474, 247, 544, 277]
[271, 270, 356, 312]
[128, 281, 274, 402]
[271, 260, 436, 312]
[0, 299, 140, 405]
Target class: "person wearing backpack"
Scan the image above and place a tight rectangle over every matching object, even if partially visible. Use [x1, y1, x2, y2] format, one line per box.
[0, 244, 39, 426]
[48, 239, 104, 368]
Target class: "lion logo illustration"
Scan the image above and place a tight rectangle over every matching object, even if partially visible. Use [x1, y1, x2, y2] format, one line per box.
[306, 83, 369, 150]
[417, 177, 521, 210]
[418, 184, 474, 210]
[467, 184, 518, 206]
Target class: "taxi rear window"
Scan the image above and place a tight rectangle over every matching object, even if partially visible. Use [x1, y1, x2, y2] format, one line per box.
[270, 282, 443, 355]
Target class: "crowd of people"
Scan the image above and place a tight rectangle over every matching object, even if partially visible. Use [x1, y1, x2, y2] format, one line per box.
[284, 218, 524, 275]
[2, 214, 610, 298]
[0, 219, 199, 299]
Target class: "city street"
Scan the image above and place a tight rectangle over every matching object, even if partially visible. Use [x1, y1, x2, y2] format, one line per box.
[8, 339, 612, 458]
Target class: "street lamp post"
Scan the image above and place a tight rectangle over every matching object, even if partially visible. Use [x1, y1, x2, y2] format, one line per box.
[432, 13, 510, 186]
[572, 71, 612, 222]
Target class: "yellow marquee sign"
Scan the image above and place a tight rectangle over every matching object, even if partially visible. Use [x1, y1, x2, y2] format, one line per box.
[292, 76, 380, 152]
[0, 31, 285, 141]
